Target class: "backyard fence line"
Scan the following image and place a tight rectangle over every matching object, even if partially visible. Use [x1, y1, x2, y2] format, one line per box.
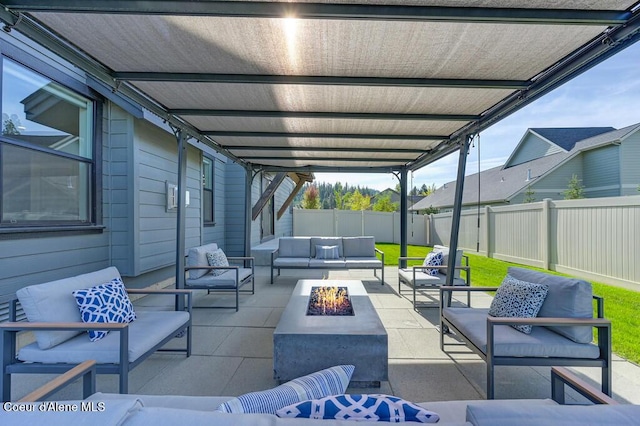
[294, 195, 640, 290]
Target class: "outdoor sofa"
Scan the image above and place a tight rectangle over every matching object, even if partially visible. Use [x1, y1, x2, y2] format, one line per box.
[185, 242, 255, 311]
[0, 267, 192, 401]
[270, 236, 385, 284]
[2, 361, 637, 425]
[440, 267, 611, 399]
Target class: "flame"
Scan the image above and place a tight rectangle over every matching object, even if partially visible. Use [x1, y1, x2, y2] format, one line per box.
[308, 286, 352, 316]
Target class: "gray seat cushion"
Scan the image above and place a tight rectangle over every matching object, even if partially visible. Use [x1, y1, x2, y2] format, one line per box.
[343, 236, 376, 257]
[187, 243, 219, 279]
[186, 268, 253, 288]
[273, 257, 310, 268]
[278, 237, 311, 258]
[466, 402, 640, 426]
[443, 307, 600, 358]
[508, 267, 593, 343]
[18, 310, 190, 364]
[344, 257, 382, 268]
[308, 259, 347, 268]
[399, 269, 465, 286]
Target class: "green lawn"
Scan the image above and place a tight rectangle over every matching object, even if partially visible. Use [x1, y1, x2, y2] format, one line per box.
[377, 243, 640, 365]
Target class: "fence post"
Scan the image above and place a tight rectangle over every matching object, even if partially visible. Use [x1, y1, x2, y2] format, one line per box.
[541, 199, 551, 270]
[333, 209, 337, 237]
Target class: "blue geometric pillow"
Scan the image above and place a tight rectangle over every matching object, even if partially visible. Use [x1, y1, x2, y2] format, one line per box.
[206, 249, 229, 277]
[422, 251, 444, 276]
[216, 365, 355, 414]
[276, 394, 440, 423]
[72, 278, 136, 341]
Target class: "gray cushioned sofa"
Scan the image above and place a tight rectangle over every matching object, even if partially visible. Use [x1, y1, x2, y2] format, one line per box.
[270, 236, 384, 284]
[2, 362, 637, 425]
[0, 267, 192, 401]
[440, 267, 611, 399]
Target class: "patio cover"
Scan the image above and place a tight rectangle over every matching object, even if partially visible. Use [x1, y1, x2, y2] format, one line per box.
[1, 1, 639, 284]
[1, 1, 639, 173]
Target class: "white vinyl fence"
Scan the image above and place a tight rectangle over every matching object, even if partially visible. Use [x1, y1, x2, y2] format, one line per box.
[429, 195, 640, 290]
[293, 209, 429, 246]
[293, 195, 640, 290]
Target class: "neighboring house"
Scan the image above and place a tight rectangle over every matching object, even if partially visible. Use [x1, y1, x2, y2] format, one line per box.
[0, 31, 300, 314]
[372, 188, 425, 211]
[411, 124, 640, 212]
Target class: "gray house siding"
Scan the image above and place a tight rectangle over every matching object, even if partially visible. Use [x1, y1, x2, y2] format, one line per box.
[106, 103, 135, 275]
[202, 154, 227, 250]
[225, 162, 248, 256]
[620, 131, 640, 195]
[134, 119, 201, 274]
[507, 133, 563, 167]
[529, 156, 584, 199]
[274, 177, 295, 238]
[582, 145, 620, 198]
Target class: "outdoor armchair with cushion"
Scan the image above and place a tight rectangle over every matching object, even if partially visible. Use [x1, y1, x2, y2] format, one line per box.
[0, 267, 192, 402]
[398, 245, 470, 307]
[185, 242, 255, 311]
[440, 267, 611, 400]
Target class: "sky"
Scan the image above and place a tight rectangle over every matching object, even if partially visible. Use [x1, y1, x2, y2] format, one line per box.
[315, 40, 640, 192]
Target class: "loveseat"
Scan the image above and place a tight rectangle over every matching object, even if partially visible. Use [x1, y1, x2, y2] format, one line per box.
[270, 236, 384, 284]
[2, 361, 637, 426]
[0, 267, 192, 401]
[440, 267, 611, 399]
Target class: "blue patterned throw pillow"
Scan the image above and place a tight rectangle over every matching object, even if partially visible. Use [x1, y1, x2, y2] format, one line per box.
[422, 251, 444, 276]
[216, 365, 355, 414]
[488, 275, 549, 334]
[277, 394, 440, 423]
[72, 278, 136, 341]
[206, 248, 229, 276]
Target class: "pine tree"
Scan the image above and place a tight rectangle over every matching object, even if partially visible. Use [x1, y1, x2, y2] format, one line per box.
[523, 186, 536, 203]
[563, 174, 585, 200]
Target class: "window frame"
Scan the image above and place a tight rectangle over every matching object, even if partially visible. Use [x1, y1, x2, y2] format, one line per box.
[202, 155, 215, 226]
[0, 43, 102, 233]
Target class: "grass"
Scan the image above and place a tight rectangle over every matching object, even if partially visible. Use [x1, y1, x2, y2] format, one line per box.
[377, 243, 640, 365]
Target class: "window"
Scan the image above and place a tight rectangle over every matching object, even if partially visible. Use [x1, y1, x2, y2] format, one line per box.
[1, 58, 95, 227]
[202, 156, 214, 225]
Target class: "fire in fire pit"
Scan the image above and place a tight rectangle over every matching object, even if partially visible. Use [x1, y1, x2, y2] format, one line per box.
[307, 286, 354, 316]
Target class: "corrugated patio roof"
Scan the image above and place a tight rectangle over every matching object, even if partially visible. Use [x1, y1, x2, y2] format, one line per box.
[1, 1, 639, 173]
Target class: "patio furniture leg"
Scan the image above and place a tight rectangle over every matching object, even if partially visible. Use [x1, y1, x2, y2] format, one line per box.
[118, 327, 130, 394]
[1, 329, 15, 402]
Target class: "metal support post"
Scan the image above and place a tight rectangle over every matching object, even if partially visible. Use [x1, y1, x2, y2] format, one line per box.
[175, 130, 188, 310]
[399, 167, 408, 269]
[446, 135, 472, 285]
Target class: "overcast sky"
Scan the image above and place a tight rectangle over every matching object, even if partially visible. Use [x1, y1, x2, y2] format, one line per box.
[316, 41, 640, 192]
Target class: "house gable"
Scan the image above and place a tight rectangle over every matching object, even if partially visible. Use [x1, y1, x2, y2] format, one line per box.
[504, 131, 563, 168]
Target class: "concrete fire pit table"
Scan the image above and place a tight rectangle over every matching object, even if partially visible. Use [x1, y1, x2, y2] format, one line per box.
[274, 279, 388, 386]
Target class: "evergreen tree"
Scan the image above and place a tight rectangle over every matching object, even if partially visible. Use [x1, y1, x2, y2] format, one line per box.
[523, 186, 536, 203]
[563, 174, 585, 200]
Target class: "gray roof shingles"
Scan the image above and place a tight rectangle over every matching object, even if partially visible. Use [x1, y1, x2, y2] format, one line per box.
[411, 123, 640, 210]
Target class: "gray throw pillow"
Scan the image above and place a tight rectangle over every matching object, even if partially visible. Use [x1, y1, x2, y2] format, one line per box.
[315, 245, 339, 260]
[206, 249, 229, 276]
[488, 275, 549, 334]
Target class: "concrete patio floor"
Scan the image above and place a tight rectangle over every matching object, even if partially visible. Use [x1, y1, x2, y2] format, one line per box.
[9, 266, 640, 405]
